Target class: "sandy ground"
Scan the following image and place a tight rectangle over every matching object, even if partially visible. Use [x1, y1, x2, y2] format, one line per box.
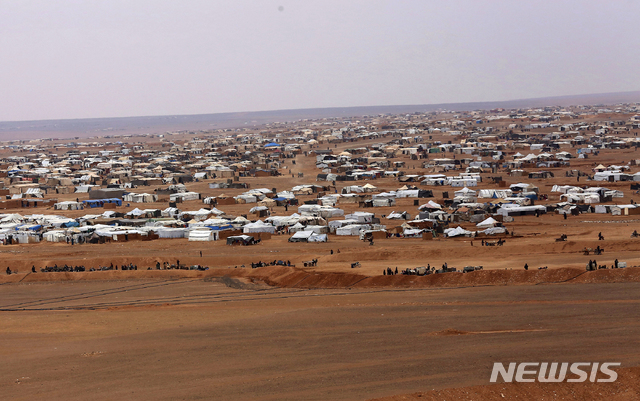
[1, 278, 640, 400]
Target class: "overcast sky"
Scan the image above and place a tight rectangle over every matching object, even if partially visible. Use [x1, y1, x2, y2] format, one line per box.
[1, 0, 639, 121]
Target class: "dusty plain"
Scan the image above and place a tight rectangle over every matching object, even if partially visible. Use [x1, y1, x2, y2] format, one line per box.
[2, 278, 640, 401]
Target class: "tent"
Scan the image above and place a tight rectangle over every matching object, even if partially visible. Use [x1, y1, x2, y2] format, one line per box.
[126, 208, 145, 217]
[344, 212, 374, 223]
[444, 226, 473, 237]
[54, 201, 83, 210]
[387, 211, 408, 220]
[188, 229, 218, 241]
[170, 192, 200, 202]
[44, 230, 66, 242]
[288, 230, 327, 242]
[454, 187, 477, 197]
[226, 235, 255, 245]
[336, 224, 369, 236]
[476, 217, 498, 228]
[288, 222, 306, 233]
[419, 200, 442, 210]
[154, 227, 189, 239]
[243, 221, 275, 234]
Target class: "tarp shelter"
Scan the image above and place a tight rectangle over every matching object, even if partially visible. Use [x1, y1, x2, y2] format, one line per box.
[153, 227, 188, 239]
[43, 230, 66, 242]
[82, 198, 122, 208]
[288, 230, 328, 242]
[123, 193, 157, 203]
[444, 226, 473, 237]
[454, 187, 477, 197]
[476, 217, 498, 228]
[496, 205, 547, 217]
[344, 212, 374, 223]
[419, 200, 442, 210]
[54, 201, 83, 210]
[170, 192, 200, 202]
[226, 235, 255, 245]
[336, 224, 369, 236]
[188, 229, 218, 241]
[243, 221, 275, 234]
[126, 208, 145, 217]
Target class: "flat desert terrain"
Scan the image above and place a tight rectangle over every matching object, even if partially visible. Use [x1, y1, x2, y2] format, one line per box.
[2, 276, 640, 401]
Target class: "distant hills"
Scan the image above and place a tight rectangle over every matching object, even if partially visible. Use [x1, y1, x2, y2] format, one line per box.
[1, 90, 639, 141]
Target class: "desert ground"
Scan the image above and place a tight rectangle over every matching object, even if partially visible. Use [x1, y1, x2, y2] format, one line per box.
[2, 275, 640, 401]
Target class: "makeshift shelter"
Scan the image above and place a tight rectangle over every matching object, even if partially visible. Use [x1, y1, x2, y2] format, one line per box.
[243, 221, 275, 234]
[476, 217, 498, 228]
[288, 230, 327, 242]
[336, 224, 369, 236]
[188, 229, 218, 241]
[54, 201, 83, 210]
[226, 235, 255, 245]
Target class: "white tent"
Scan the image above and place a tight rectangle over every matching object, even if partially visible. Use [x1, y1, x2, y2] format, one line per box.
[43, 230, 67, 242]
[243, 221, 275, 234]
[476, 217, 498, 228]
[395, 190, 419, 198]
[289, 230, 313, 242]
[308, 233, 328, 242]
[362, 183, 377, 192]
[170, 192, 200, 202]
[235, 194, 258, 203]
[126, 208, 145, 217]
[387, 211, 408, 220]
[419, 200, 442, 210]
[344, 212, 374, 223]
[154, 227, 189, 239]
[328, 219, 359, 229]
[276, 190, 296, 199]
[482, 227, 506, 235]
[444, 226, 473, 237]
[372, 198, 395, 207]
[250, 205, 269, 213]
[188, 229, 217, 241]
[454, 187, 477, 197]
[289, 230, 327, 242]
[288, 222, 306, 233]
[54, 201, 83, 210]
[403, 228, 424, 237]
[336, 224, 369, 236]
[124, 193, 157, 203]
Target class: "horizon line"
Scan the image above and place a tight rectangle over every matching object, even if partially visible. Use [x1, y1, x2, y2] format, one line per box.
[2, 89, 640, 125]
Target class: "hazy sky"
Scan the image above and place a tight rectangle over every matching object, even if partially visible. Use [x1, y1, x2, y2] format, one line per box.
[1, 0, 639, 121]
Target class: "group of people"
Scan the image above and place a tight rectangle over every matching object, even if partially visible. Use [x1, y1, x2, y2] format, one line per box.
[65, 236, 87, 245]
[250, 260, 292, 268]
[389, 263, 453, 276]
[5, 262, 143, 274]
[383, 267, 399, 275]
[587, 259, 622, 270]
[480, 239, 506, 246]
